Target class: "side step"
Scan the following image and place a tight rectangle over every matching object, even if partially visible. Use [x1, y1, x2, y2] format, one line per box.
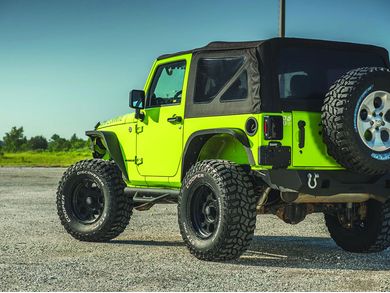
[124, 187, 180, 211]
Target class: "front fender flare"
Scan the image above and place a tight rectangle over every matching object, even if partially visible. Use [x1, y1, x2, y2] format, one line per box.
[86, 130, 128, 180]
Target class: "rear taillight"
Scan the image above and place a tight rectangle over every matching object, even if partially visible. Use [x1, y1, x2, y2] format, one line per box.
[264, 115, 283, 140]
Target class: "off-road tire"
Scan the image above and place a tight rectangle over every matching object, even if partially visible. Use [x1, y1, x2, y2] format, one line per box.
[56, 159, 132, 242]
[324, 200, 390, 252]
[322, 67, 390, 175]
[178, 160, 257, 261]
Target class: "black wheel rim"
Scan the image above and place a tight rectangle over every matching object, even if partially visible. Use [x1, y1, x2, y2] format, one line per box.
[71, 177, 104, 224]
[189, 185, 219, 239]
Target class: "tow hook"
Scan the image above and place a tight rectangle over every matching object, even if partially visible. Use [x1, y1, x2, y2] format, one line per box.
[307, 173, 319, 189]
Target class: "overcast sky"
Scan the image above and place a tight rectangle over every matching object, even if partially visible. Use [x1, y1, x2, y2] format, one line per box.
[1, 0, 389, 139]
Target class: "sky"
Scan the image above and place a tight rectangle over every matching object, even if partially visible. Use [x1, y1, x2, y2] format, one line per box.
[0, 0, 389, 140]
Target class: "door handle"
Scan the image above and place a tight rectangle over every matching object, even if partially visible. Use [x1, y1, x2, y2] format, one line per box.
[167, 115, 182, 124]
[298, 120, 306, 149]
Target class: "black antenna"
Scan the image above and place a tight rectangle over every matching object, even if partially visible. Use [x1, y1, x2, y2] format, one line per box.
[279, 0, 285, 37]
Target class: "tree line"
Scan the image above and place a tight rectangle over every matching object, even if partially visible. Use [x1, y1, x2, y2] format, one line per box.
[0, 126, 89, 152]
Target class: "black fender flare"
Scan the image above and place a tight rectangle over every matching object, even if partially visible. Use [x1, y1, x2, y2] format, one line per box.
[86, 130, 128, 180]
[181, 128, 255, 179]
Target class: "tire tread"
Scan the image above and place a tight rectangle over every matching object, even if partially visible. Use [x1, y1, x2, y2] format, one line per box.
[56, 159, 132, 242]
[178, 160, 257, 261]
[322, 67, 390, 175]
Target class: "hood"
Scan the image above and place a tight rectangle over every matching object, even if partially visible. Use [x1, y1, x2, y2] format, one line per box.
[97, 113, 136, 129]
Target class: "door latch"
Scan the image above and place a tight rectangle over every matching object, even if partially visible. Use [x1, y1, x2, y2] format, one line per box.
[167, 115, 182, 124]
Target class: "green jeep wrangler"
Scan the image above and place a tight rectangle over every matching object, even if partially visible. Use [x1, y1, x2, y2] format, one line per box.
[57, 37, 390, 261]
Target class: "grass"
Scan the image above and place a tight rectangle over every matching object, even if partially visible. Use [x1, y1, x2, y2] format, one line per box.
[0, 150, 92, 167]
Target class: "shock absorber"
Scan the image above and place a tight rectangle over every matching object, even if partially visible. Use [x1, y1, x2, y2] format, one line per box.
[345, 202, 354, 228]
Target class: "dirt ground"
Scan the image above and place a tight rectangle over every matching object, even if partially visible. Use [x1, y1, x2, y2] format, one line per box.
[1, 167, 390, 291]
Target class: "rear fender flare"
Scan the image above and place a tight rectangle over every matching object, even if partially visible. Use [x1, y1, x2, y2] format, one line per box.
[181, 128, 255, 180]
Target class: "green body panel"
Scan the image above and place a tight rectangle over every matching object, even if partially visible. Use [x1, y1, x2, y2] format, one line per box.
[183, 114, 259, 163]
[92, 53, 343, 189]
[198, 134, 249, 164]
[94, 113, 144, 186]
[290, 111, 341, 169]
[256, 112, 341, 170]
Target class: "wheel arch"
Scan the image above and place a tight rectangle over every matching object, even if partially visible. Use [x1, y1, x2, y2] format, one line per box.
[181, 128, 255, 180]
[86, 130, 128, 180]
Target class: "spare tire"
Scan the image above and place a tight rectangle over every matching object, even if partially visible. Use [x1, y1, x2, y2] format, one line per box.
[322, 67, 390, 175]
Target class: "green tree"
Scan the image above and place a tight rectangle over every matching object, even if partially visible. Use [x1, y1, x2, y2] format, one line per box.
[70, 133, 88, 150]
[28, 135, 48, 150]
[49, 134, 71, 151]
[51, 134, 60, 141]
[3, 126, 27, 152]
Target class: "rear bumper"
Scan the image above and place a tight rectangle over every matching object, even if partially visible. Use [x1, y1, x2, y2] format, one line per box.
[257, 169, 390, 197]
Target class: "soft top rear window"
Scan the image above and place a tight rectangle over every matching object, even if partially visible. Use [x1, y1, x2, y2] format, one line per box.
[278, 47, 386, 101]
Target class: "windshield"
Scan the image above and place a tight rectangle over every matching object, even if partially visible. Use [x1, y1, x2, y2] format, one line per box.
[278, 47, 386, 100]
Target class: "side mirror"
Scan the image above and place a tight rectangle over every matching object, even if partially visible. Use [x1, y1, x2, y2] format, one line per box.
[129, 90, 145, 121]
[129, 90, 145, 109]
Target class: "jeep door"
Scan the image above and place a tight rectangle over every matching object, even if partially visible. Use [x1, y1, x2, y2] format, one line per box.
[135, 55, 191, 183]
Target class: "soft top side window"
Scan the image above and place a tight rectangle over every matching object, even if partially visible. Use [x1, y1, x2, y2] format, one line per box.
[147, 60, 186, 107]
[220, 70, 248, 102]
[194, 57, 244, 103]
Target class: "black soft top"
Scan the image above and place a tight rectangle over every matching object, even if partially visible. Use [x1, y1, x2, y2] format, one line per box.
[157, 37, 388, 61]
[159, 37, 389, 116]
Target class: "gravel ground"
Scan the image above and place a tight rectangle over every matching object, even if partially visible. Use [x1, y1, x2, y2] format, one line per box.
[1, 167, 390, 291]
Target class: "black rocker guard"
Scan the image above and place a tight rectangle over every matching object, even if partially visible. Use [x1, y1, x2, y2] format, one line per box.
[257, 169, 390, 197]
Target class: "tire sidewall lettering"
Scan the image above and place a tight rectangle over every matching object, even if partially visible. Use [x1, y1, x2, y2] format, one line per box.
[181, 169, 223, 250]
[61, 193, 71, 223]
[61, 168, 109, 231]
[184, 173, 204, 190]
[76, 170, 105, 187]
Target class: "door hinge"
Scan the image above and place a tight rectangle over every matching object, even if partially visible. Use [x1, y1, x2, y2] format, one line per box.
[136, 125, 143, 134]
[135, 156, 143, 165]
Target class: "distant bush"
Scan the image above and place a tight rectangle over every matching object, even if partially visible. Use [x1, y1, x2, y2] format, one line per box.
[48, 134, 72, 152]
[2, 127, 89, 153]
[70, 134, 89, 150]
[28, 136, 48, 151]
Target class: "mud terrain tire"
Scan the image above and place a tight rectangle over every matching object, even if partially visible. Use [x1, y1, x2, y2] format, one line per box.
[325, 200, 390, 252]
[322, 67, 390, 174]
[56, 159, 132, 241]
[178, 160, 257, 261]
